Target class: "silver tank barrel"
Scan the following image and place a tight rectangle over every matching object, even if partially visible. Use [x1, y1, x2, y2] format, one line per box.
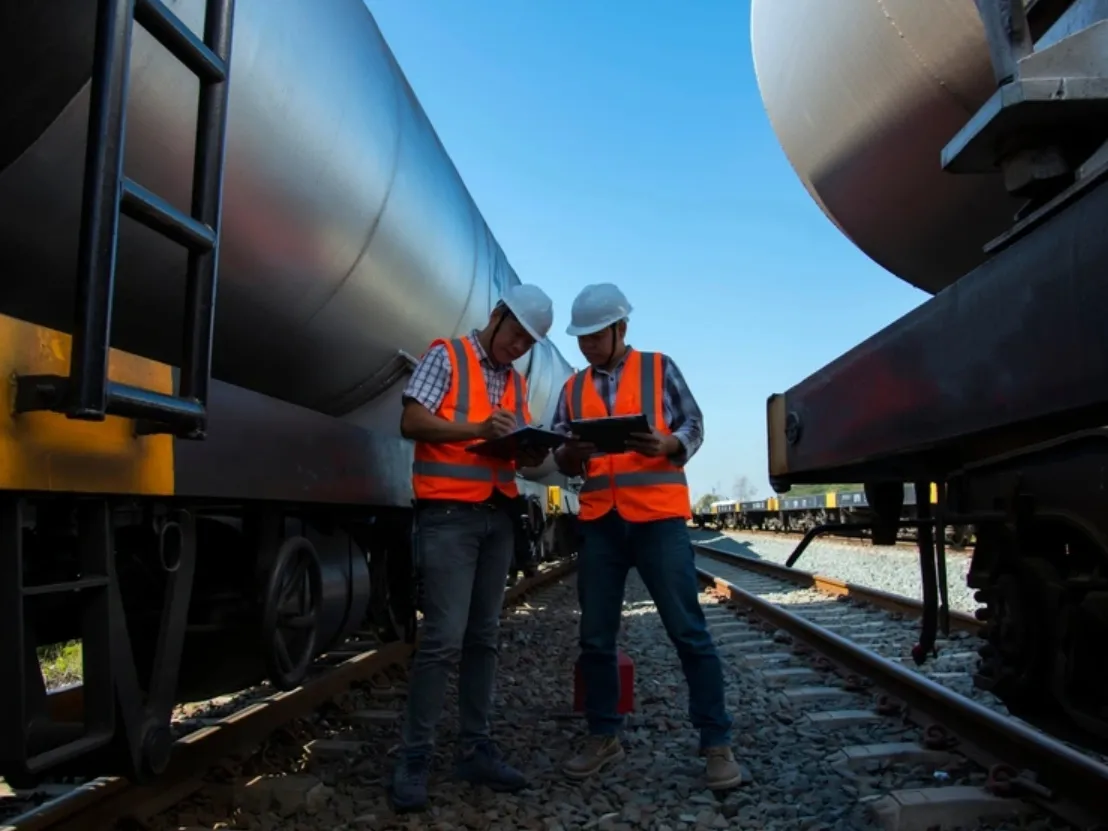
[0, 0, 573, 434]
[750, 0, 1041, 295]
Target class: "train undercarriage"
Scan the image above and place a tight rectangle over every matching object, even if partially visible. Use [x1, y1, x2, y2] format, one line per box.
[959, 432, 1108, 754]
[762, 0, 1108, 754]
[2, 481, 575, 786]
[0, 495, 417, 786]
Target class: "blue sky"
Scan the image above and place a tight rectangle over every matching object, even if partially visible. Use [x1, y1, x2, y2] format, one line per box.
[367, 0, 928, 501]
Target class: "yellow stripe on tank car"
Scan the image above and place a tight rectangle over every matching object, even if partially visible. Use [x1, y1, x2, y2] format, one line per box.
[930, 482, 938, 504]
[826, 491, 837, 509]
[767, 497, 778, 511]
[0, 314, 174, 495]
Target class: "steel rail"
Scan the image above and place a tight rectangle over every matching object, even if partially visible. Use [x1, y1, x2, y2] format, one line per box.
[6, 558, 577, 831]
[691, 525, 974, 553]
[691, 542, 982, 634]
[695, 565, 1108, 824]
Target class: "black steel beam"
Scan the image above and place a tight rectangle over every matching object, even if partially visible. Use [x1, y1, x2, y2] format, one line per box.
[767, 167, 1108, 488]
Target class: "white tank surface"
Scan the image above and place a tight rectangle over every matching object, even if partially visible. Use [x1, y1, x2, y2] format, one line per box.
[748, 0, 1099, 295]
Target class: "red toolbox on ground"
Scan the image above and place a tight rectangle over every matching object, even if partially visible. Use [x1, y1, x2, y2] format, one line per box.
[573, 650, 635, 714]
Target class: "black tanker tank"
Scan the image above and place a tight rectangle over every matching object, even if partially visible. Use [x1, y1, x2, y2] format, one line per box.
[0, 0, 575, 435]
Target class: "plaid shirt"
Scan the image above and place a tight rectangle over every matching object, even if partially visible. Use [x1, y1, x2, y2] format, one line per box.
[551, 346, 704, 466]
[403, 330, 512, 413]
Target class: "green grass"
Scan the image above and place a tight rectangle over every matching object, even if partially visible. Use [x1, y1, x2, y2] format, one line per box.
[37, 641, 83, 688]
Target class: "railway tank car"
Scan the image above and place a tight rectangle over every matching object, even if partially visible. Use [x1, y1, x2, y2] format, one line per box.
[0, 0, 576, 785]
[751, 0, 1101, 296]
[754, 0, 1108, 754]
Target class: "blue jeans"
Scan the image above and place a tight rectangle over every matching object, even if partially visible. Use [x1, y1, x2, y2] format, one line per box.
[577, 511, 733, 748]
[400, 501, 514, 753]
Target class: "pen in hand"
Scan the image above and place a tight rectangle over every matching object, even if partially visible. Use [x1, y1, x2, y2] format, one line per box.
[479, 408, 518, 439]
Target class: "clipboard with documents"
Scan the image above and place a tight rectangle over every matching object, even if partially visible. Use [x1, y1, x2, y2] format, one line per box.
[466, 426, 566, 461]
[568, 413, 650, 454]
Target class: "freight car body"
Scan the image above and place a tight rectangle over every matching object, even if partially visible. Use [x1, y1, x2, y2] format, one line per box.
[699, 486, 971, 546]
[754, 0, 1108, 752]
[0, 0, 577, 785]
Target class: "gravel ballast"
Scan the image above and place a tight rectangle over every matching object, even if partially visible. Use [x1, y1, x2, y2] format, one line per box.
[141, 568, 1074, 831]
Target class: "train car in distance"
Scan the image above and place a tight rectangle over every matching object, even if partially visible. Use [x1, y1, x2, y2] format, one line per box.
[733, 498, 775, 531]
[698, 485, 972, 548]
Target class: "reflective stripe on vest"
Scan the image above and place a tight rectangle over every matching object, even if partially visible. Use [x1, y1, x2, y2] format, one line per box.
[412, 336, 528, 501]
[565, 349, 690, 521]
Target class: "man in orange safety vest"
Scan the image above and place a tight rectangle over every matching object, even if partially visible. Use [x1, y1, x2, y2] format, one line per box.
[390, 283, 554, 813]
[552, 283, 742, 791]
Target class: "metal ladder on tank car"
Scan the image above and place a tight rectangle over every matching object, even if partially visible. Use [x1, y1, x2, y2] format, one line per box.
[2, 0, 236, 782]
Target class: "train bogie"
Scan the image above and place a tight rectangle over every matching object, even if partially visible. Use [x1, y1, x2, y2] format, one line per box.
[955, 430, 1108, 753]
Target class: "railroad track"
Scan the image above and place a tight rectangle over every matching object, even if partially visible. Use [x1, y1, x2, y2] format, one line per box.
[692, 542, 1108, 829]
[699, 526, 975, 555]
[0, 558, 576, 831]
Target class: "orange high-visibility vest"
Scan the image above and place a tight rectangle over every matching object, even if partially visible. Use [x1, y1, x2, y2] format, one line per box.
[564, 349, 691, 522]
[412, 337, 531, 502]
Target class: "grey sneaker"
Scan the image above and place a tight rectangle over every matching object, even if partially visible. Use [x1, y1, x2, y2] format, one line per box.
[389, 750, 431, 812]
[562, 734, 625, 779]
[703, 745, 743, 790]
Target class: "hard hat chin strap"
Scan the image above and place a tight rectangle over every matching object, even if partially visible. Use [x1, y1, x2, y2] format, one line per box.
[487, 301, 524, 367]
[601, 321, 624, 369]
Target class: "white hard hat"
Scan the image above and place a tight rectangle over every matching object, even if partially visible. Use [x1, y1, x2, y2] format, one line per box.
[501, 283, 554, 341]
[565, 283, 632, 336]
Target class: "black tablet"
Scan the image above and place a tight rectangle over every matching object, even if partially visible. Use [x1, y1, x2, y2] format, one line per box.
[568, 414, 650, 454]
[466, 426, 566, 461]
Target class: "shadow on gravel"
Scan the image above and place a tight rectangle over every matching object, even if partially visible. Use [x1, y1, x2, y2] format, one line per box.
[686, 528, 761, 561]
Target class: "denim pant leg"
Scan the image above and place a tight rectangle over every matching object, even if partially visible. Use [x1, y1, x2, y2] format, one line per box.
[577, 511, 633, 736]
[400, 505, 483, 753]
[633, 517, 733, 748]
[457, 507, 515, 747]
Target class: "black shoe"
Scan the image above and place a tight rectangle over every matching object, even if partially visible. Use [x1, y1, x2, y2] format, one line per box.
[389, 750, 431, 812]
[454, 740, 528, 792]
